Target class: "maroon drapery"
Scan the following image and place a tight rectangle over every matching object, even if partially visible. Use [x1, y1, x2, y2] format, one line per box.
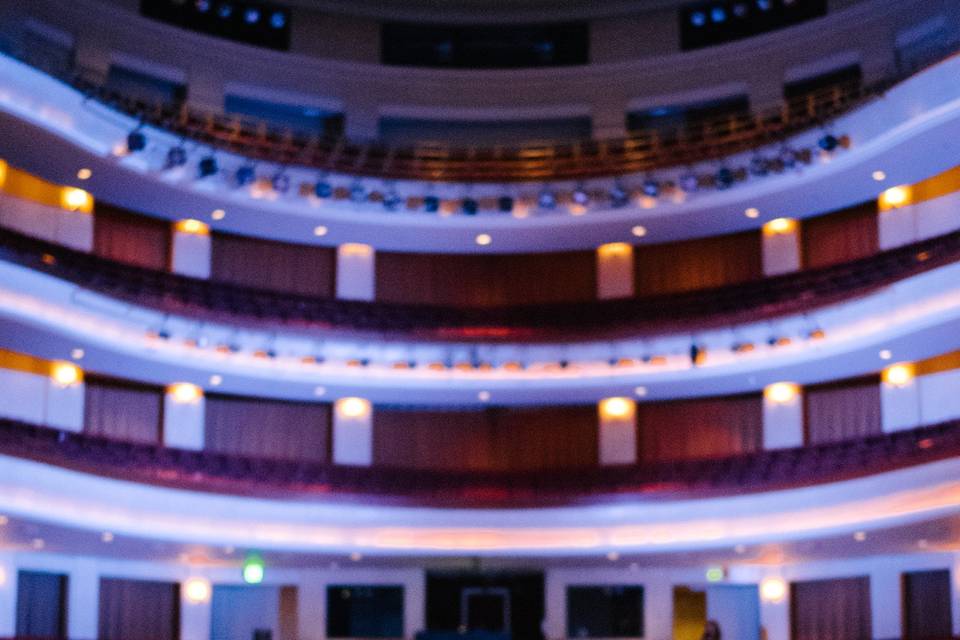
[801, 201, 879, 269]
[903, 569, 953, 639]
[790, 576, 871, 640]
[204, 394, 331, 462]
[83, 376, 163, 444]
[93, 203, 171, 270]
[635, 394, 763, 463]
[372, 405, 598, 471]
[98, 578, 180, 640]
[804, 376, 882, 446]
[210, 232, 335, 297]
[375, 250, 597, 306]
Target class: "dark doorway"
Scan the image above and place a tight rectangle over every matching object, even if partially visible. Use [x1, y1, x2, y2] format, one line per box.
[426, 571, 544, 640]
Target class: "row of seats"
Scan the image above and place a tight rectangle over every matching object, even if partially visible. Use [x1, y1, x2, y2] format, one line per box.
[1, 225, 957, 339]
[0, 416, 954, 507]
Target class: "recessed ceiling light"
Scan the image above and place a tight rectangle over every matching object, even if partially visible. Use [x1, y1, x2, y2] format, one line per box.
[879, 349, 892, 360]
[211, 209, 226, 220]
[631, 225, 647, 238]
[634, 386, 648, 397]
[349, 552, 363, 562]
[734, 544, 746, 554]
[917, 539, 928, 549]
[209, 374, 223, 386]
[853, 531, 866, 542]
[872, 170, 887, 182]
[101, 532, 114, 543]
[744, 207, 760, 219]
[0, 515, 8, 526]
[70, 348, 85, 360]
[475, 233, 492, 246]
[314, 386, 326, 397]
[478, 390, 491, 401]
[313, 225, 328, 237]
[31, 538, 45, 549]
[77, 168, 92, 180]
[606, 551, 620, 561]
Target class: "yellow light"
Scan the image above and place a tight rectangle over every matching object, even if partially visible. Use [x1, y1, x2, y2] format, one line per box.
[744, 207, 760, 219]
[600, 397, 634, 419]
[175, 219, 210, 235]
[51, 362, 82, 388]
[340, 243, 373, 257]
[631, 225, 647, 238]
[337, 397, 370, 419]
[184, 577, 212, 603]
[169, 383, 203, 404]
[880, 186, 911, 210]
[0, 159, 7, 189]
[61, 188, 92, 212]
[883, 363, 915, 387]
[77, 168, 92, 181]
[598, 242, 631, 257]
[760, 577, 787, 602]
[765, 382, 798, 404]
[763, 217, 796, 235]
[475, 233, 492, 246]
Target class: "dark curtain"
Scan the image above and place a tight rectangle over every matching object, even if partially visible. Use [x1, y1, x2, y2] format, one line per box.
[804, 376, 881, 446]
[98, 578, 180, 640]
[634, 230, 762, 296]
[790, 576, 871, 640]
[903, 570, 953, 639]
[801, 201, 879, 269]
[375, 250, 597, 306]
[16, 570, 67, 639]
[84, 376, 163, 444]
[93, 203, 171, 270]
[372, 405, 598, 471]
[210, 232, 335, 297]
[635, 394, 763, 463]
[205, 394, 330, 462]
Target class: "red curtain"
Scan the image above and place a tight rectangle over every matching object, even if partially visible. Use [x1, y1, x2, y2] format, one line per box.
[903, 570, 953, 639]
[634, 230, 762, 296]
[635, 394, 763, 463]
[204, 394, 330, 462]
[93, 203, 171, 270]
[804, 376, 881, 446]
[16, 570, 67, 639]
[801, 201, 879, 269]
[98, 578, 180, 640]
[210, 232, 335, 297]
[790, 577, 871, 640]
[372, 405, 598, 471]
[375, 251, 597, 306]
[83, 377, 163, 444]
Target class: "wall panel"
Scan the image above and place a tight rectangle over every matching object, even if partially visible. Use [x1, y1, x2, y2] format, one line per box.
[801, 201, 879, 269]
[633, 231, 762, 296]
[210, 232, 335, 297]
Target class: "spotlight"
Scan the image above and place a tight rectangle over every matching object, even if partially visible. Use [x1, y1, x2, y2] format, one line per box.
[732, 2, 748, 17]
[780, 148, 798, 169]
[269, 11, 286, 28]
[217, 3, 233, 18]
[710, 7, 727, 22]
[538, 189, 557, 209]
[195, 0, 210, 12]
[349, 182, 366, 202]
[756, 0, 772, 9]
[572, 185, 590, 205]
[314, 181, 332, 198]
[690, 11, 707, 26]
[497, 196, 514, 213]
[126, 130, 147, 152]
[690, 344, 702, 365]
[642, 178, 660, 198]
[236, 165, 256, 186]
[244, 8, 260, 23]
[272, 172, 290, 194]
[818, 134, 839, 152]
[462, 198, 479, 215]
[749, 155, 769, 176]
[679, 172, 699, 193]
[197, 156, 218, 178]
[423, 195, 440, 213]
[165, 146, 187, 169]
[610, 183, 630, 208]
[715, 167, 734, 189]
[383, 190, 402, 211]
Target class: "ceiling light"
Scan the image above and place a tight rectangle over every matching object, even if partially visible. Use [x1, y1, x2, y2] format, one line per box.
[879, 349, 892, 360]
[606, 551, 620, 561]
[631, 225, 647, 238]
[760, 577, 786, 602]
[51, 362, 82, 388]
[634, 386, 647, 397]
[337, 397, 370, 419]
[853, 531, 867, 542]
[475, 233, 492, 246]
[76, 168, 92, 180]
[883, 363, 915, 387]
[101, 532, 114, 543]
[763, 217, 795, 235]
[184, 578, 212, 604]
[209, 375, 223, 386]
[313, 225, 328, 237]
[62, 188, 92, 212]
[744, 207, 760, 219]
[211, 209, 226, 220]
[70, 348, 85, 360]
[176, 219, 209, 235]
[880, 186, 910, 208]
[872, 170, 887, 182]
[478, 390, 491, 401]
[349, 552, 363, 562]
[314, 386, 327, 397]
[169, 383, 203, 404]
[765, 382, 798, 404]
[600, 397, 634, 419]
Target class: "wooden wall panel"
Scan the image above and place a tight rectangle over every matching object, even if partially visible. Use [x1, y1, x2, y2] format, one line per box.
[801, 201, 879, 269]
[636, 394, 763, 463]
[93, 203, 170, 271]
[84, 376, 164, 445]
[633, 230, 762, 296]
[210, 232, 335, 297]
[372, 405, 598, 471]
[375, 251, 597, 306]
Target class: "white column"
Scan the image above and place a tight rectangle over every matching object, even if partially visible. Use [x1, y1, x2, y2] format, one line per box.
[870, 567, 901, 640]
[878, 206, 916, 250]
[163, 384, 205, 450]
[596, 243, 634, 300]
[180, 579, 213, 640]
[297, 577, 326, 640]
[67, 558, 100, 639]
[645, 579, 674, 640]
[171, 222, 212, 279]
[881, 365, 921, 433]
[761, 219, 801, 276]
[763, 383, 804, 450]
[332, 398, 373, 466]
[404, 569, 426, 640]
[759, 593, 789, 640]
[336, 244, 375, 301]
[952, 554, 960, 636]
[0, 552, 15, 637]
[543, 570, 566, 640]
[45, 374, 85, 432]
[598, 398, 637, 465]
[57, 210, 95, 252]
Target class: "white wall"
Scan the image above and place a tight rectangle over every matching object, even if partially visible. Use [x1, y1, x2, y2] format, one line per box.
[0, 366, 83, 432]
[882, 367, 960, 432]
[0, 193, 93, 251]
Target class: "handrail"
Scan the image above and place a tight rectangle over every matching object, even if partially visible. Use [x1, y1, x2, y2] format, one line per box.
[0, 224, 956, 341]
[0, 417, 956, 507]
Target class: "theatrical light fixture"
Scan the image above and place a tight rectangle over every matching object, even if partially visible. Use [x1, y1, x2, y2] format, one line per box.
[642, 178, 660, 198]
[126, 130, 147, 152]
[610, 183, 630, 208]
[749, 155, 769, 176]
[818, 134, 840, 152]
[272, 172, 290, 194]
[763, 217, 796, 235]
[423, 195, 440, 213]
[62, 188, 92, 212]
[572, 185, 589, 205]
[600, 397, 634, 419]
[236, 165, 256, 186]
[165, 146, 188, 169]
[314, 180, 332, 198]
[498, 196, 515, 213]
[176, 219, 210, 235]
[679, 172, 699, 193]
[198, 156, 219, 178]
[462, 198, 479, 215]
[880, 186, 910, 208]
[538, 189, 557, 209]
[383, 190, 402, 211]
[715, 167, 734, 189]
[349, 182, 366, 202]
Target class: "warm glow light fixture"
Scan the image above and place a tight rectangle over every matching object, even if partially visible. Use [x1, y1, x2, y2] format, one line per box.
[51, 362, 82, 388]
[475, 233, 492, 246]
[763, 217, 796, 235]
[184, 578, 212, 603]
[872, 170, 887, 182]
[169, 383, 203, 404]
[631, 225, 648, 238]
[598, 242, 631, 257]
[600, 397, 634, 419]
[77, 168, 92, 180]
[883, 363, 915, 387]
[61, 188, 92, 212]
[337, 397, 370, 419]
[744, 207, 760, 219]
[765, 382, 798, 404]
[880, 186, 910, 209]
[313, 225, 328, 237]
[175, 219, 210, 235]
[760, 577, 787, 602]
